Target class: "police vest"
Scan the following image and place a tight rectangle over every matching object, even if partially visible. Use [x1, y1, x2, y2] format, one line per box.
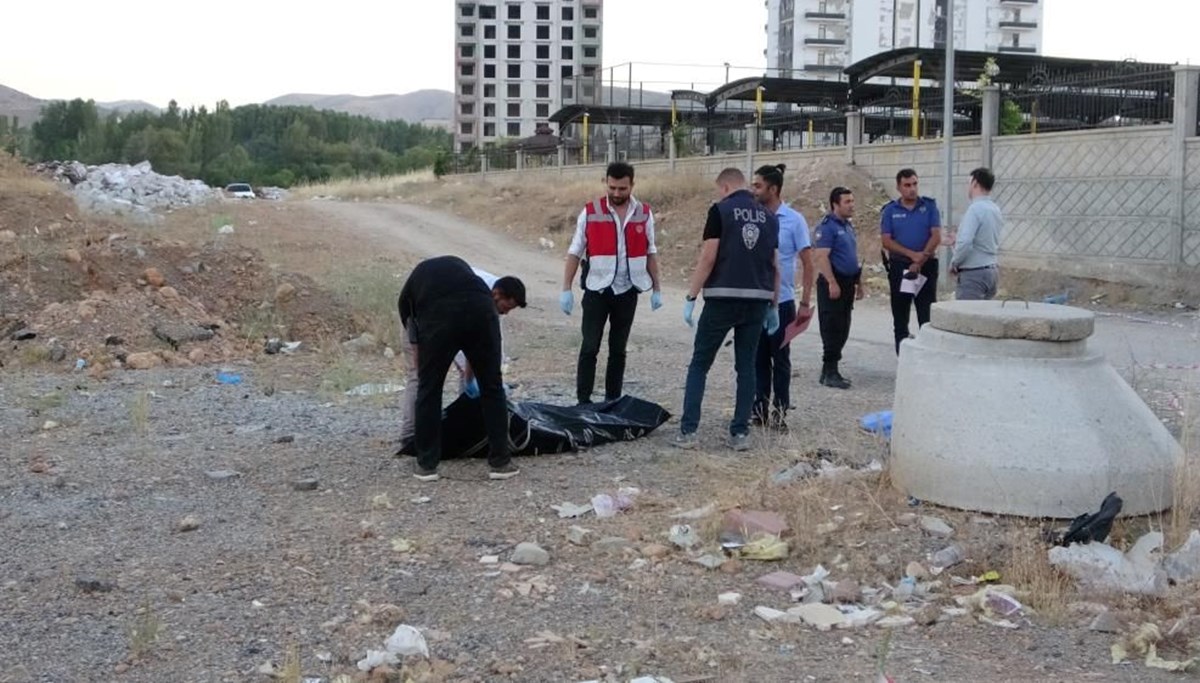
[581, 197, 653, 292]
[703, 189, 778, 301]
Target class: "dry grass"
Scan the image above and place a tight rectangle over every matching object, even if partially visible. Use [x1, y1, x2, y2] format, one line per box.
[127, 602, 163, 660]
[292, 169, 436, 201]
[1169, 393, 1200, 547]
[1001, 525, 1076, 622]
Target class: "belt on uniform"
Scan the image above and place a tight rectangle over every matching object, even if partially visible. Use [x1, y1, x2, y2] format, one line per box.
[958, 264, 996, 272]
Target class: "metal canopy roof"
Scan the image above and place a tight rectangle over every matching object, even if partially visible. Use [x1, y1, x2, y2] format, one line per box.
[845, 47, 1176, 90]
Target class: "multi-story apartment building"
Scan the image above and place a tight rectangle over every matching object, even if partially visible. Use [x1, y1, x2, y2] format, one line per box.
[766, 0, 1044, 82]
[454, 0, 603, 152]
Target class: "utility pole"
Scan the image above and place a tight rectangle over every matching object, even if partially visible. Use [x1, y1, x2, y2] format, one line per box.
[939, 0, 955, 291]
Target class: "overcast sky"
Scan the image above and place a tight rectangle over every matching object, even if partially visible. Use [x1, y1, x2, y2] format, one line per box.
[4, 0, 1199, 108]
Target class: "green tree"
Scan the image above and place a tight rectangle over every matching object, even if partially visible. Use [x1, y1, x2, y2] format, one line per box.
[1000, 100, 1024, 135]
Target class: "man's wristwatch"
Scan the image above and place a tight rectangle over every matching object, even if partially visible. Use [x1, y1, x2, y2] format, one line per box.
[685, 294, 697, 302]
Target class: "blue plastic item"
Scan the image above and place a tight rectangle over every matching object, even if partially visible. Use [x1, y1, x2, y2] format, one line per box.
[216, 372, 243, 385]
[860, 410, 893, 438]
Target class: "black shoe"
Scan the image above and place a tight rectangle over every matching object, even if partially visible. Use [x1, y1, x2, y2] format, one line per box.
[821, 370, 851, 390]
[488, 462, 521, 480]
[770, 409, 789, 433]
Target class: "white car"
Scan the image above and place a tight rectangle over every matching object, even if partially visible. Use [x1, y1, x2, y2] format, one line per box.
[225, 183, 255, 199]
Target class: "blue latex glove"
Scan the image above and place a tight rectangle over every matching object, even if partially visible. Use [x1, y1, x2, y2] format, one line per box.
[650, 290, 663, 311]
[764, 305, 780, 335]
[559, 290, 574, 315]
[463, 377, 480, 399]
[683, 299, 696, 328]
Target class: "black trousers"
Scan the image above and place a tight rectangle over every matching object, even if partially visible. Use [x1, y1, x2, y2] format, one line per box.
[577, 287, 639, 403]
[754, 300, 798, 415]
[412, 292, 509, 470]
[817, 273, 857, 366]
[887, 256, 939, 354]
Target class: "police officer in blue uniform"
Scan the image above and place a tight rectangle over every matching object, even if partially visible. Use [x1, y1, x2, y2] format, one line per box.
[881, 169, 942, 354]
[812, 187, 863, 390]
[673, 168, 780, 452]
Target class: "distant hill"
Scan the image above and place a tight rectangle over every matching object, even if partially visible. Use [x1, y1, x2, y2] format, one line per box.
[0, 84, 161, 125]
[96, 100, 161, 114]
[0, 83, 45, 127]
[264, 90, 454, 124]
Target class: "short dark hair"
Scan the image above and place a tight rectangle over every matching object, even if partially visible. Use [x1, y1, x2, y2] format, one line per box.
[606, 162, 635, 182]
[896, 168, 918, 184]
[754, 163, 786, 192]
[970, 167, 995, 192]
[830, 186, 853, 207]
[494, 276, 527, 308]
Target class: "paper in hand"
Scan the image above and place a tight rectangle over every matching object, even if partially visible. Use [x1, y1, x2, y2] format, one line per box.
[781, 305, 814, 348]
[900, 274, 927, 296]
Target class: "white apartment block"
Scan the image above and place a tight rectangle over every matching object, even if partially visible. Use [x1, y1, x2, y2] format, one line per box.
[454, 0, 603, 152]
[766, 0, 1044, 81]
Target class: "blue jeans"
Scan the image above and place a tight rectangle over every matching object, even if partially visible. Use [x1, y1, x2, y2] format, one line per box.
[680, 299, 769, 437]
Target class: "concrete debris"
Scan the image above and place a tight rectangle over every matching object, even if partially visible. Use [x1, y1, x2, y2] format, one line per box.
[918, 516, 955, 538]
[510, 542, 550, 566]
[1048, 531, 1168, 596]
[152, 322, 215, 348]
[1164, 530, 1200, 584]
[1089, 611, 1121, 634]
[37, 160, 220, 214]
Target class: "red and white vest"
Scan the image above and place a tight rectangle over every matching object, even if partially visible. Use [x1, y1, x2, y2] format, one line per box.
[582, 197, 653, 293]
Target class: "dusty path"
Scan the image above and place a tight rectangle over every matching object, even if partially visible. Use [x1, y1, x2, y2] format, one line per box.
[2, 199, 1196, 683]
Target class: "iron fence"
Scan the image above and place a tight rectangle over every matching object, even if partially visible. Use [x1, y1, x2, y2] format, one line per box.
[1004, 62, 1174, 133]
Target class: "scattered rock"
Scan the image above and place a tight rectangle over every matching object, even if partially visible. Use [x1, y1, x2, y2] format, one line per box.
[187, 348, 206, 364]
[914, 604, 941, 626]
[74, 576, 116, 593]
[275, 282, 297, 303]
[919, 516, 955, 538]
[274, 435, 295, 444]
[788, 603, 847, 631]
[757, 571, 805, 591]
[205, 469, 241, 481]
[104, 335, 125, 346]
[566, 526, 592, 546]
[1164, 530, 1200, 584]
[152, 323, 215, 348]
[771, 461, 816, 485]
[754, 606, 790, 623]
[0, 230, 16, 243]
[828, 579, 861, 603]
[342, 333, 380, 354]
[41, 420, 60, 431]
[63, 248, 82, 263]
[877, 615, 917, 628]
[48, 343, 67, 363]
[1089, 610, 1121, 633]
[692, 553, 727, 570]
[177, 515, 201, 532]
[718, 592, 742, 606]
[383, 346, 396, 359]
[906, 561, 930, 580]
[143, 267, 166, 288]
[292, 478, 319, 492]
[10, 328, 36, 341]
[591, 537, 633, 554]
[640, 543, 671, 560]
[124, 352, 163, 370]
[511, 542, 550, 566]
[157, 286, 180, 301]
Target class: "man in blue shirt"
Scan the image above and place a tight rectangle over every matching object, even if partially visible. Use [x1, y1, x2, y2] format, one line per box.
[812, 187, 864, 390]
[750, 164, 813, 431]
[880, 169, 942, 354]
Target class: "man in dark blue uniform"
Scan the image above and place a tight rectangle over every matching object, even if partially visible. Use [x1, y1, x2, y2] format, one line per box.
[672, 168, 780, 452]
[812, 187, 863, 390]
[881, 169, 942, 354]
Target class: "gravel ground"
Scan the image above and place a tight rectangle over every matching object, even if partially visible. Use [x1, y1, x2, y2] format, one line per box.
[2, 200, 1198, 683]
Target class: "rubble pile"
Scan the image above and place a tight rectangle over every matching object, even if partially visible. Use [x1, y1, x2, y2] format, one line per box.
[34, 160, 219, 214]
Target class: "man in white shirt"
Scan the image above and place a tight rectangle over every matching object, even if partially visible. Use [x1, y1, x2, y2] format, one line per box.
[559, 162, 663, 405]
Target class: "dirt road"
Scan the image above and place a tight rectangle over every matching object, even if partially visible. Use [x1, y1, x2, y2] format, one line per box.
[3, 199, 1196, 683]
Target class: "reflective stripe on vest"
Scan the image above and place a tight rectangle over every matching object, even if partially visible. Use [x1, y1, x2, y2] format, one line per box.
[582, 197, 653, 292]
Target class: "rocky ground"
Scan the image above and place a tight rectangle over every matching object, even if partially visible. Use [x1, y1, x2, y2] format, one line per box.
[2, 162, 1200, 682]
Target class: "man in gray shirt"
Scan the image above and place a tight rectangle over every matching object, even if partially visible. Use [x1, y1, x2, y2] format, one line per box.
[950, 167, 1003, 300]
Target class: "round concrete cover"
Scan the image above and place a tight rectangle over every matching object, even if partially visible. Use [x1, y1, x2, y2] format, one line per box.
[930, 300, 1095, 341]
